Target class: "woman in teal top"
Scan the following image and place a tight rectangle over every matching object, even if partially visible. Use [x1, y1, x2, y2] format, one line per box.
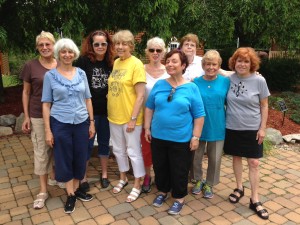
[192, 50, 230, 199]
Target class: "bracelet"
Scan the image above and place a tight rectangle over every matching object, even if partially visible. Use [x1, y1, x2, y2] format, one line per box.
[90, 119, 95, 122]
[192, 136, 200, 140]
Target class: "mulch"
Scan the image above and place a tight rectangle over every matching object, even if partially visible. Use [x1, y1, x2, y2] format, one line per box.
[1, 85, 299, 136]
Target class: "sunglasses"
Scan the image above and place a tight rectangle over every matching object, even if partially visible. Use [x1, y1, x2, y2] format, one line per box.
[149, 48, 162, 53]
[37, 43, 51, 48]
[167, 87, 176, 102]
[93, 42, 108, 48]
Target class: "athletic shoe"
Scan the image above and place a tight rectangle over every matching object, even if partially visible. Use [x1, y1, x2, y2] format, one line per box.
[79, 181, 90, 192]
[203, 183, 214, 199]
[168, 201, 184, 215]
[75, 188, 93, 202]
[192, 180, 205, 195]
[64, 195, 77, 214]
[153, 194, 168, 207]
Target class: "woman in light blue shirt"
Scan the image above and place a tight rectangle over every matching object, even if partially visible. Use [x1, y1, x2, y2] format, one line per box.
[42, 38, 95, 214]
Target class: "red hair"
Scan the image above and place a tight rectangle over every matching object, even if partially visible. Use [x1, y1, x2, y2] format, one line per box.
[81, 30, 114, 67]
[228, 47, 260, 73]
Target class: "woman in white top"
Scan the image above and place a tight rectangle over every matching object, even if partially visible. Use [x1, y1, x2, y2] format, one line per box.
[141, 37, 169, 193]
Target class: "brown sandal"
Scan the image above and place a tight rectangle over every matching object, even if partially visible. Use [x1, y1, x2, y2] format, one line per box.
[229, 186, 244, 203]
[249, 198, 269, 220]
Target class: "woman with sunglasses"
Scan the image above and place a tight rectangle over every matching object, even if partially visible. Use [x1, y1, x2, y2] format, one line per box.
[141, 37, 169, 193]
[20, 31, 62, 209]
[75, 30, 114, 192]
[144, 49, 205, 215]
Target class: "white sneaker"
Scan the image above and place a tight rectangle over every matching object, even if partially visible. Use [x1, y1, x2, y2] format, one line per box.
[48, 178, 65, 189]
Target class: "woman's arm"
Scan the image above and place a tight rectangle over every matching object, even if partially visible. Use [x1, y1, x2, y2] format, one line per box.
[86, 98, 95, 139]
[257, 97, 268, 144]
[144, 107, 153, 143]
[126, 82, 145, 132]
[21, 81, 31, 133]
[190, 117, 204, 151]
[43, 102, 54, 148]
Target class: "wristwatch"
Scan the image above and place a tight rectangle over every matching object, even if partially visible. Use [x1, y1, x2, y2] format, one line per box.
[131, 116, 137, 121]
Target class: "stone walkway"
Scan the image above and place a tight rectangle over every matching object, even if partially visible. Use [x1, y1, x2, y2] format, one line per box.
[0, 134, 300, 225]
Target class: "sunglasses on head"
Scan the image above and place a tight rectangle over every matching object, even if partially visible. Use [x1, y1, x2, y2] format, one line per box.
[93, 42, 108, 48]
[167, 87, 176, 102]
[149, 48, 162, 53]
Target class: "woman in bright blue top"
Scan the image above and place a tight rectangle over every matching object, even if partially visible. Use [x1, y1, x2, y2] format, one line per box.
[192, 50, 230, 199]
[42, 38, 95, 214]
[144, 49, 205, 215]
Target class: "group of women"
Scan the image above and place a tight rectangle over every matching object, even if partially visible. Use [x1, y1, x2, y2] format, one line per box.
[21, 30, 270, 220]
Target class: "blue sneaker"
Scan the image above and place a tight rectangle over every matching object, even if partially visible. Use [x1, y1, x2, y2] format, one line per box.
[192, 180, 205, 195]
[203, 183, 214, 199]
[153, 194, 168, 207]
[168, 201, 184, 215]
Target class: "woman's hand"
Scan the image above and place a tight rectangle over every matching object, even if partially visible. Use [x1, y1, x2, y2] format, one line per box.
[256, 128, 265, 145]
[21, 117, 31, 134]
[45, 130, 54, 148]
[144, 128, 152, 143]
[89, 122, 95, 139]
[190, 138, 199, 151]
[126, 120, 136, 133]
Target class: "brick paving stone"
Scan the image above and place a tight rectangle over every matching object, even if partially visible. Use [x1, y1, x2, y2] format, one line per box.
[31, 212, 51, 224]
[204, 205, 224, 216]
[178, 215, 199, 225]
[71, 207, 91, 224]
[12, 212, 30, 221]
[210, 215, 232, 225]
[186, 199, 206, 211]
[232, 219, 256, 225]
[269, 213, 288, 224]
[274, 197, 298, 209]
[88, 205, 107, 218]
[46, 196, 64, 211]
[192, 210, 213, 222]
[10, 205, 28, 216]
[137, 205, 156, 217]
[248, 214, 270, 225]
[29, 206, 47, 216]
[130, 209, 142, 220]
[101, 197, 119, 208]
[223, 211, 244, 223]
[277, 207, 291, 216]
[138, 216, 160, 225]
[27, 179, 40, 189]
[110, 220, 130, 225]
[108, 203, 134, 216]
[158, 215, 182, 225]
[0, 176, 9, 183]
[82, 198, 101, 209]
[286, 169, 300, 177]
[0, 213, 11, 224]
[153, 211, 168, 219]
[95, 213, 115, 225]
[285, 211, 300, 224]
[17, 196, 33, 207]
[0, 187, 13, 196]
[1, 200, 17, 210]
[126, 217, 139, 225]
[77, 219, 98, 225]
[115, 212, 131, 220]
[49, 208, 66, 220]
[217, 201, 236, 212]
[270, 187, 286, 195]
[95, 190, 113, 201]
[273, 180, 294, 189]
[18, 174, 32, 182]
[130, 197, 148, 209]
[264, 200, 284, 212]
[53, 215, 75, 225]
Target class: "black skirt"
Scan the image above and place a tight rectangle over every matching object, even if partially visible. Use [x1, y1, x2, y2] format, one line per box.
[224, 129, 263, 158]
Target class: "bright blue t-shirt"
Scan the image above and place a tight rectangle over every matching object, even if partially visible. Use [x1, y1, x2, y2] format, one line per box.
[193, 75, 230, 141]
[41, 68, 92, 124]
[146, 79, 205, 142]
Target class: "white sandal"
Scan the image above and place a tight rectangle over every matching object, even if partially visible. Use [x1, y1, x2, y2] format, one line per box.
[112, 180, 128, 194]
[33, 192, 49, 209]
[126, 188, 141, 203]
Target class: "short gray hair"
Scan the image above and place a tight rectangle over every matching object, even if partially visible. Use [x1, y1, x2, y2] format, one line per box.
[145, 37, 166, 55]
[54, 38, 80, 60]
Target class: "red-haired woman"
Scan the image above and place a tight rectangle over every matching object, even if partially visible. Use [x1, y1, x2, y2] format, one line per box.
[224, 47, 270, 220]
[76, 30, 114, 191]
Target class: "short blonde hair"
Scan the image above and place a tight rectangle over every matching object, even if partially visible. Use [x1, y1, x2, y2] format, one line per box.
[202, 50, 222, 67]
[179, 33, 199, 48]
[36, 31, 55, 47]
[54, 38, 80, 60]
[145, 37, 166, 55]
[112, 30, 135, 51]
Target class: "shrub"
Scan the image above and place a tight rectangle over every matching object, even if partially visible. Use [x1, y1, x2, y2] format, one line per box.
[2, 75, 22, 87]
[259, 57, 300, 92]
[263, 139, 273, 156]
[8, 49, 37, 75]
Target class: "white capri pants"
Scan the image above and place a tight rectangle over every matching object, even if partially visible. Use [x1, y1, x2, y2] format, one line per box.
[109, 122, 145, 178]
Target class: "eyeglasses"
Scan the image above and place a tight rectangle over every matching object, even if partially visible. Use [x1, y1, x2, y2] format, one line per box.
[149, 48, 163, 53]
[167, 87, 176, 102]
[93, 42, 108, 47]
[183, 43, 196, 48]
[37, 43, 51, 48]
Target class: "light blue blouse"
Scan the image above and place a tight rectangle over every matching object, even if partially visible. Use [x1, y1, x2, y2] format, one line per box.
[42, 68, 92, 124]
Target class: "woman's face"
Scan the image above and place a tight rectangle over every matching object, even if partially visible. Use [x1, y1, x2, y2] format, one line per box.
[203, 58, 220, 78]
[147, 44, 163, 63]
[92, 35, 108, 57]
[165, 53, 186, 76]
[59, 48, 75, 65]
[235, 56, 251, 76]
[36, 38, 54, 59]
[181, 40, 197, 58]
[114, 41, 131, 59]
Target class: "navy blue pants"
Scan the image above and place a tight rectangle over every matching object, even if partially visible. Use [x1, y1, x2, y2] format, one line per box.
[51, 117, 89, 182]
[151, 137, 192, 199]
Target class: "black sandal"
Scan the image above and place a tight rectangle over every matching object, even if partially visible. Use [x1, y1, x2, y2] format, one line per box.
[229, 186, 244, 203]
[249, 198, 269, 220]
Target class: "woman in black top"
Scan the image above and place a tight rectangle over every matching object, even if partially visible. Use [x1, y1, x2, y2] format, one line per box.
[76, 30, 114, 191]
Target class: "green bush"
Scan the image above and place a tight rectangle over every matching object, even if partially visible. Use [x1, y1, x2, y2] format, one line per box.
[259, 57, 300, 92]
[8, 49, 37, 75]
[263, 139, 273, 156]
[2, 75, 22, 87]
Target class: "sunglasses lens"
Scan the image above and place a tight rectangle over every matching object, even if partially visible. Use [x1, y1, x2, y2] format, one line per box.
[93, 42, 108, 47]
[149, 49, 162, 53]
[149, 49, 154, 53]
[156, 49, 162, 53]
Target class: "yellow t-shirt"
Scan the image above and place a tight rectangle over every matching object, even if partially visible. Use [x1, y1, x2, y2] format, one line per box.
[107, 55, 146, 125]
